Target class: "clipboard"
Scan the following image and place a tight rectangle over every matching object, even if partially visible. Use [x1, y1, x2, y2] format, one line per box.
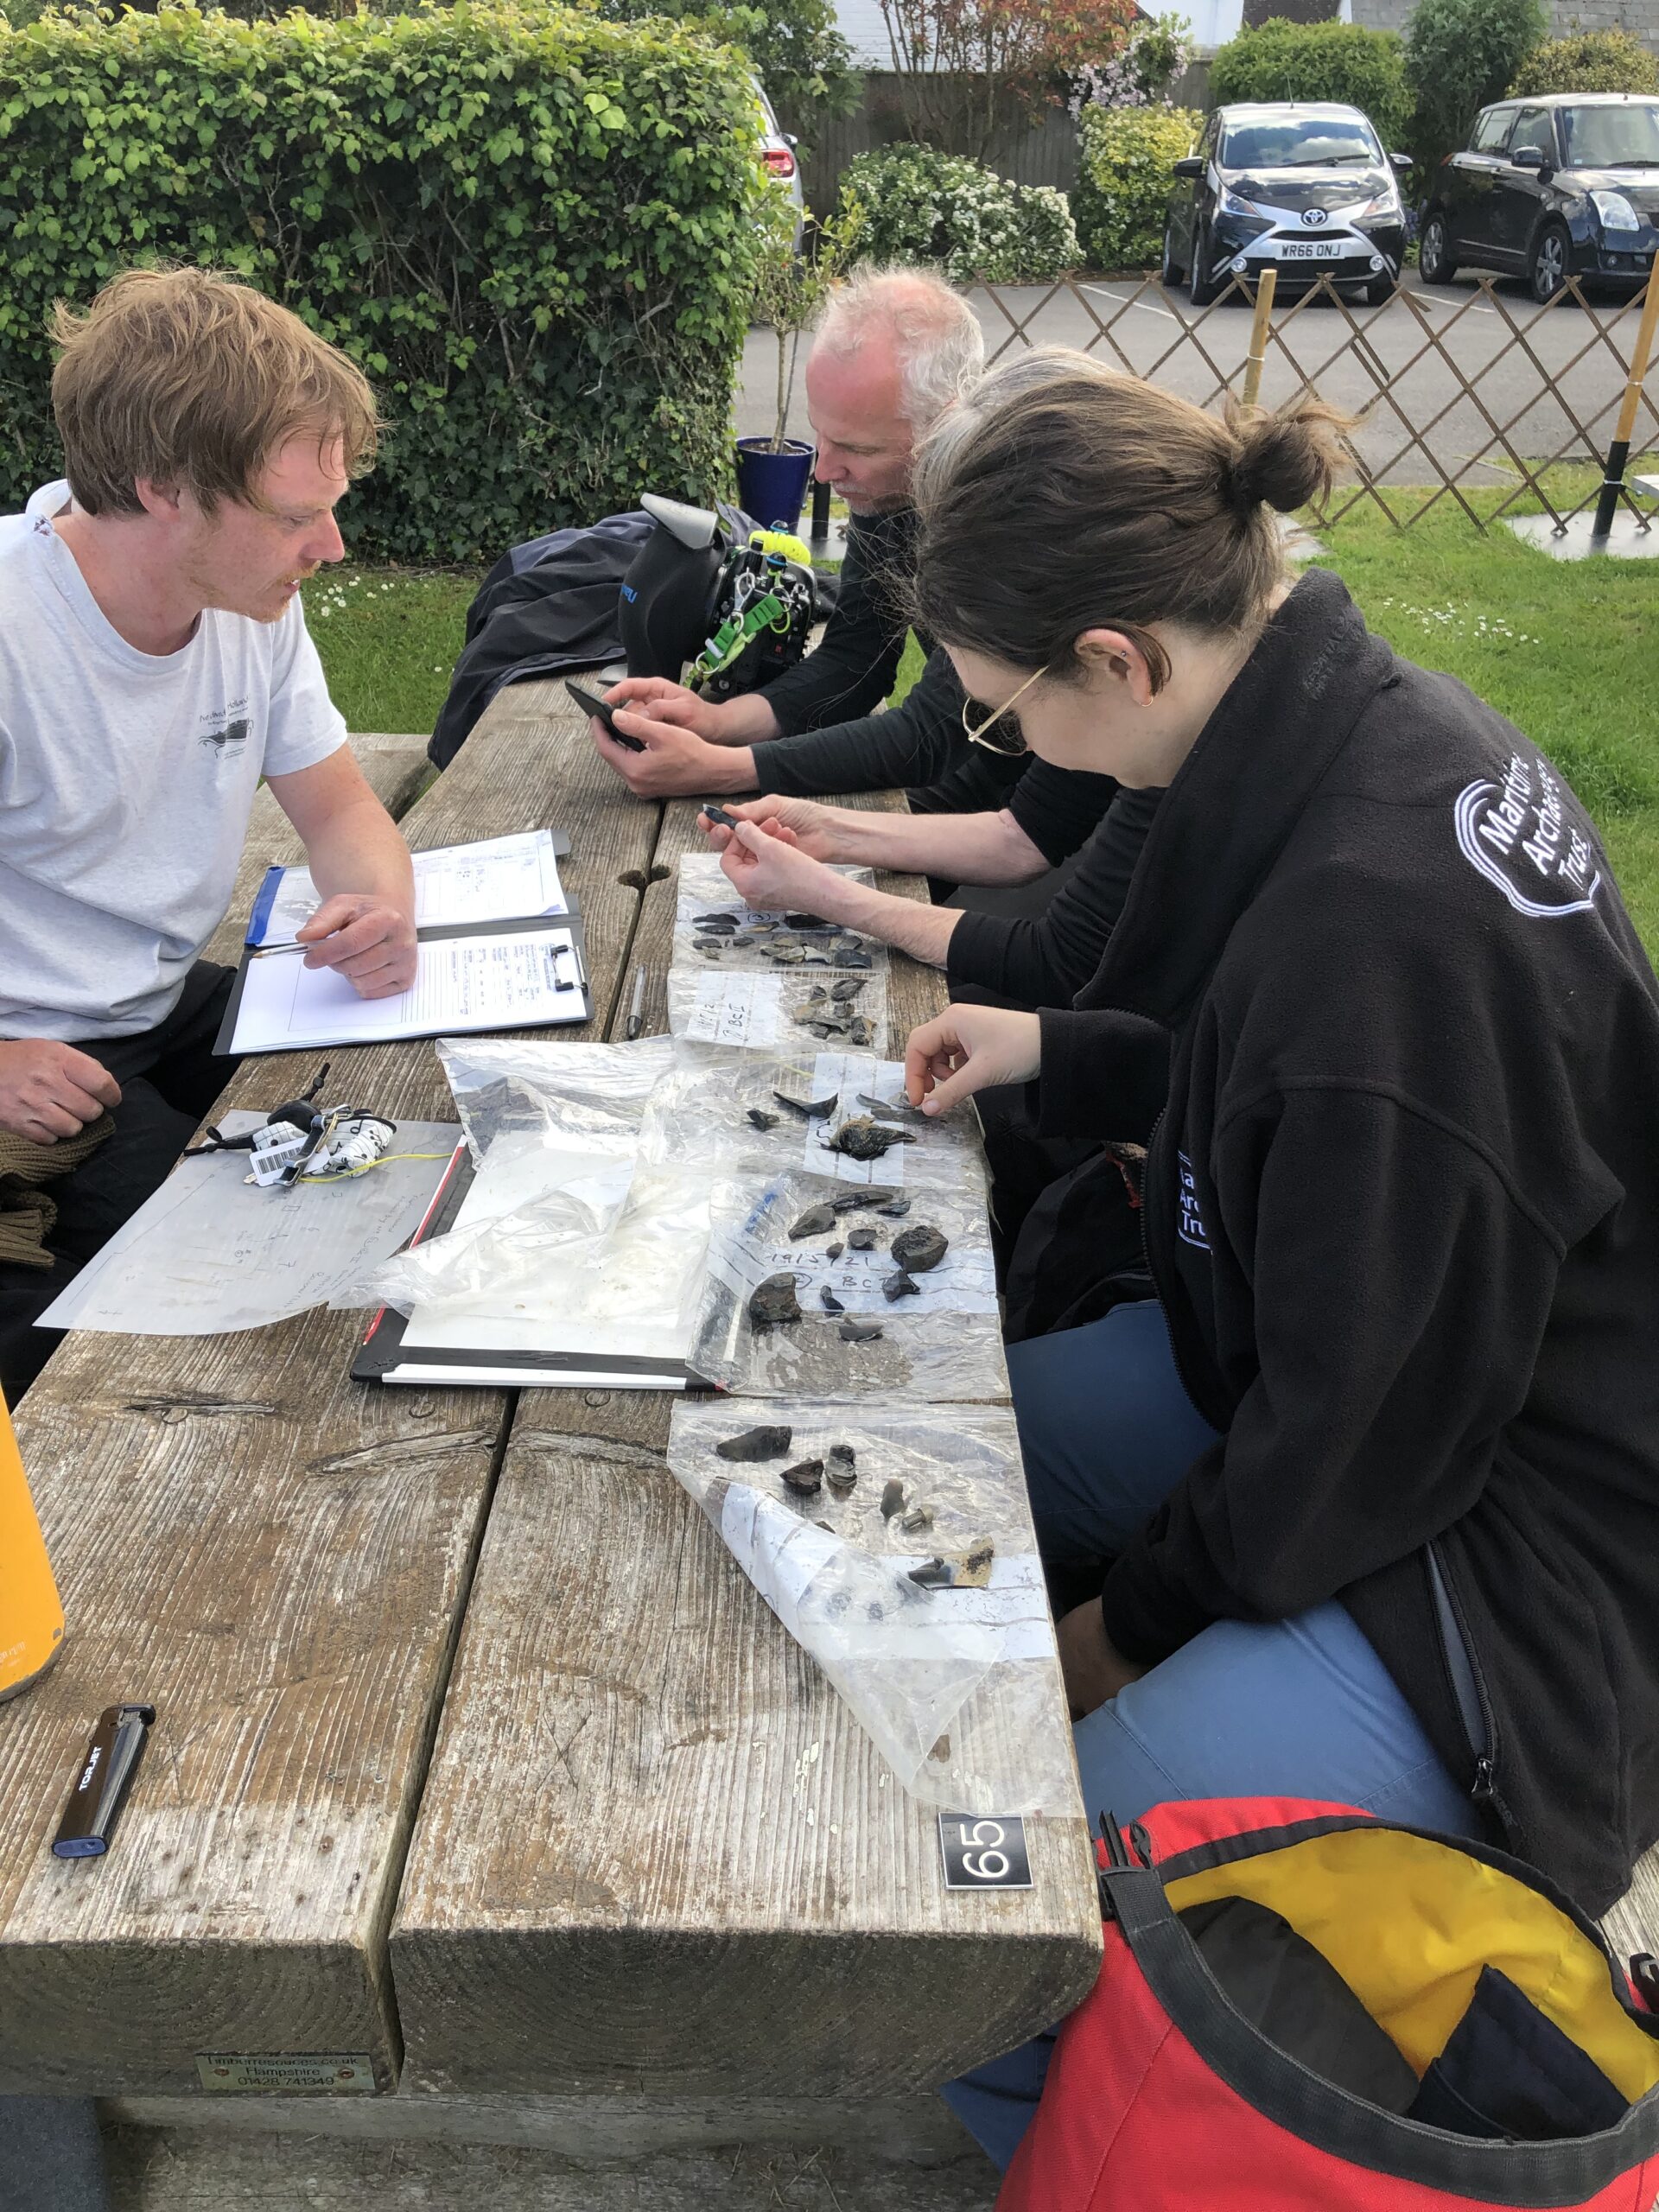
[245, 829, 574, 946]
[213, 911, 594, 1057]
[351, 1147, 709, 1394]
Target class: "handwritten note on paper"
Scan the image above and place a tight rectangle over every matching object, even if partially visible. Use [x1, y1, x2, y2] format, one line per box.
[684, 972, 784, 1050]
[230, 930, 584, 1053]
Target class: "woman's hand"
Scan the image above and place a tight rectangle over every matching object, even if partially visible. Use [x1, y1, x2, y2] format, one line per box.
[904, 1004, 1042, 1116]
[715, 817, 848, 918]
[1056, 1602, 1148, 1721]
[699, 795, 846, 863]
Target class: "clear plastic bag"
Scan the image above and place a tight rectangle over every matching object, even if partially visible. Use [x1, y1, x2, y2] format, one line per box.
[689, 1162, 1007, 1402]
[437, 1034, 677, 1161]
[668, 1399, 1079, 1811]
[335, 1036, 691, 1329]
[668, 851, 891, 1058]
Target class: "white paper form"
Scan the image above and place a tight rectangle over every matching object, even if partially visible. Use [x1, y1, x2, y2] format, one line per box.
[39, 1115, 459, 1335]
[248, 830, 567, 944]
[229, 929, 585, 1053]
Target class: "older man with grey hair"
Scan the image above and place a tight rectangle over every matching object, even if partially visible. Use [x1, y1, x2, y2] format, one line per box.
[590, 270, 1115, 859]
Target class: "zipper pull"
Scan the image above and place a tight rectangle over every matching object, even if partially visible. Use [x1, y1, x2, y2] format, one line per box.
[1471, 1755, 1497, 1806]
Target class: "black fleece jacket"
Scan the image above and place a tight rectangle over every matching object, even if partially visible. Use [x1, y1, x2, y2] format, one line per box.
[753, 508, 1117, 857]
[1035, 569, 1659, 1915]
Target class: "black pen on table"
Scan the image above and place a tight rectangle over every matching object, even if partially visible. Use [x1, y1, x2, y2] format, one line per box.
[626, 963, 646, 1040]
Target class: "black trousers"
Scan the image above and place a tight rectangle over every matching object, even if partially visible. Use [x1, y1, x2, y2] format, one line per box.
[0, 963, 237, 1404]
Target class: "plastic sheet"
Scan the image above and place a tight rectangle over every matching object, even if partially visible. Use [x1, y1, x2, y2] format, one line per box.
[43, 1113, 460, 1335]
[668, 851, 892, 1058]
[690, 1161, 1007, 1402]
[668, 1399, 1077, 1811]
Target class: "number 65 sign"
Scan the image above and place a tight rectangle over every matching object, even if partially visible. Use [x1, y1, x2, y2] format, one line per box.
[938, 1812, 1033, 1891]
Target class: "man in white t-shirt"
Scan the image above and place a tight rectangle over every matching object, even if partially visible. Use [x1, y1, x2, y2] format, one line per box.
[0, 266, 418, 1404]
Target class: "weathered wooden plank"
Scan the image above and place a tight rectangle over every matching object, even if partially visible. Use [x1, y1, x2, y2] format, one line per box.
[0, 686, 657, 2096]
[1600, 1842, 1659, 1967]
[200, 734, 432, 971]
[103, 2088, 976, 2161]
[390, 786, 1100, 2100]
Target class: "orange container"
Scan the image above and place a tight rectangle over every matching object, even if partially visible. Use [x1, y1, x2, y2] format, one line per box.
[0, 1388, 64, 1702]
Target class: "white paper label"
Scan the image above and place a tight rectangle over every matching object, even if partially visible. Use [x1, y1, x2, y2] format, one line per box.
[686, 971, 783, 1049]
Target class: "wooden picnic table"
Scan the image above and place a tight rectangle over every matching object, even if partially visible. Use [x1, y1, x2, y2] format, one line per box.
[0, 681, 1101, 2143]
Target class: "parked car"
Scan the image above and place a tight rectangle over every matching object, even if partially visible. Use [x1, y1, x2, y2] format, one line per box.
[1162, 102, 1409, 308]
[755, 79, 805, 243]
[1419, 93, 1659, 305]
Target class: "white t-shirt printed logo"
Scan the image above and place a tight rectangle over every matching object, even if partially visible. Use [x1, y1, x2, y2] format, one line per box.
[1454, 751, 1601, 919]
[1177, 1150, 1211, 1253]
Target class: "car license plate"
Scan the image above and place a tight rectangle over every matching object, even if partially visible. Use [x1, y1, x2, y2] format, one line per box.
[1278, 239, 1343, 260]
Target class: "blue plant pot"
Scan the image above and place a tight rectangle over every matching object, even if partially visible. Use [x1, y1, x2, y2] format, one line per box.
[734, 437, 816, 532]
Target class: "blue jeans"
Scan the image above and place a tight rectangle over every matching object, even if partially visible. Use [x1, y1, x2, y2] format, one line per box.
[943, 1301, 1481, 2174]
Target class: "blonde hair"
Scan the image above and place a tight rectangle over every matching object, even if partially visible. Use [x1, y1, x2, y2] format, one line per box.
[50, 265, 381, 515]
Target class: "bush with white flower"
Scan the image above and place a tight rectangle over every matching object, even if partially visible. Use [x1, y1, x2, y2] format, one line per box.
[1071, 13, 1194, 114]
[836, 145, 1080, 284]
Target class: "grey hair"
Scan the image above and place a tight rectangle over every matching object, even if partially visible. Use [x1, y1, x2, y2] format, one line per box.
[912, 346, 1128, 519]
[813, 264, 985, 431]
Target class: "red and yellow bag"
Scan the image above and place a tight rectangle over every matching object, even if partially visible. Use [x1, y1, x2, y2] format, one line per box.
[1001, 1798, 1659, 2211]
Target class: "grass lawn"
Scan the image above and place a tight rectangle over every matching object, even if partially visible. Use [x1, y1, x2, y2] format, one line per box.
[303, 565, 478, 737]
[311, 483, 1659, 956]
[1312, 482, 1659, 951]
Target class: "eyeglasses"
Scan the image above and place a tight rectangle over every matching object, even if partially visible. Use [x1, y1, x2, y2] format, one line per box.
[960, 662, 1048, 755]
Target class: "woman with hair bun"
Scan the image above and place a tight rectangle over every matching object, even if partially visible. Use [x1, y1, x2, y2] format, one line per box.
[878, 370, 1659, 2170]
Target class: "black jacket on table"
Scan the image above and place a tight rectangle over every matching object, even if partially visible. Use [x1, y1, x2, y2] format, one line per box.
[753, 507, 1118, 856]
[1034, 567, 1659, 1915]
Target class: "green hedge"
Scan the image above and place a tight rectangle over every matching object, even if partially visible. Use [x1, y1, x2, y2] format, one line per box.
[1510, 30, 1659, 95]
[836, 146, 1079, 283]
[1208, 20, 1409, 150]
[1073, 107, 1200, 273]
[1404, 0, 1545, 175]
[0, 4, 767, 561]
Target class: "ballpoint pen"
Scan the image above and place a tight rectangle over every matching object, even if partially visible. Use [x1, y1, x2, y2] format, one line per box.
[626, 963, 646, 1039]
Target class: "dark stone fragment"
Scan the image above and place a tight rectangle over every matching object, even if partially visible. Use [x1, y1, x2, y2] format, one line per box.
[891, 1225, 949, 1274]
[695, 943, 725, 960]
[832, 1191, 880, 1214]
[840, 1319, 885, 1344]
[780, 1458, 823, 1497]
[715, 1425, 793, 1463]
[857, 1091, 928, 1124]
[784, 913, 825, 931]
[788, 1204, 837, 1239]
[883, 1272, 920, 1302]
[746, 1109, 780, 1132]
[878, 1197, 911, 1217]
[831, 949, 873, 970]
[908, 1557, 955, 1589]
[880, 1478, 906, 1519]
[819, 1286, 844, 1313]
[830, 978, 866, 1002]
[772, 1090, 838, 1120]
[825, 1241, 844, 1262]
[826, 1444, 857, 1494]
[748, 1274, 802, 1329]
[846, 1226, 879, 1252]
[697, 915, 740, 934]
